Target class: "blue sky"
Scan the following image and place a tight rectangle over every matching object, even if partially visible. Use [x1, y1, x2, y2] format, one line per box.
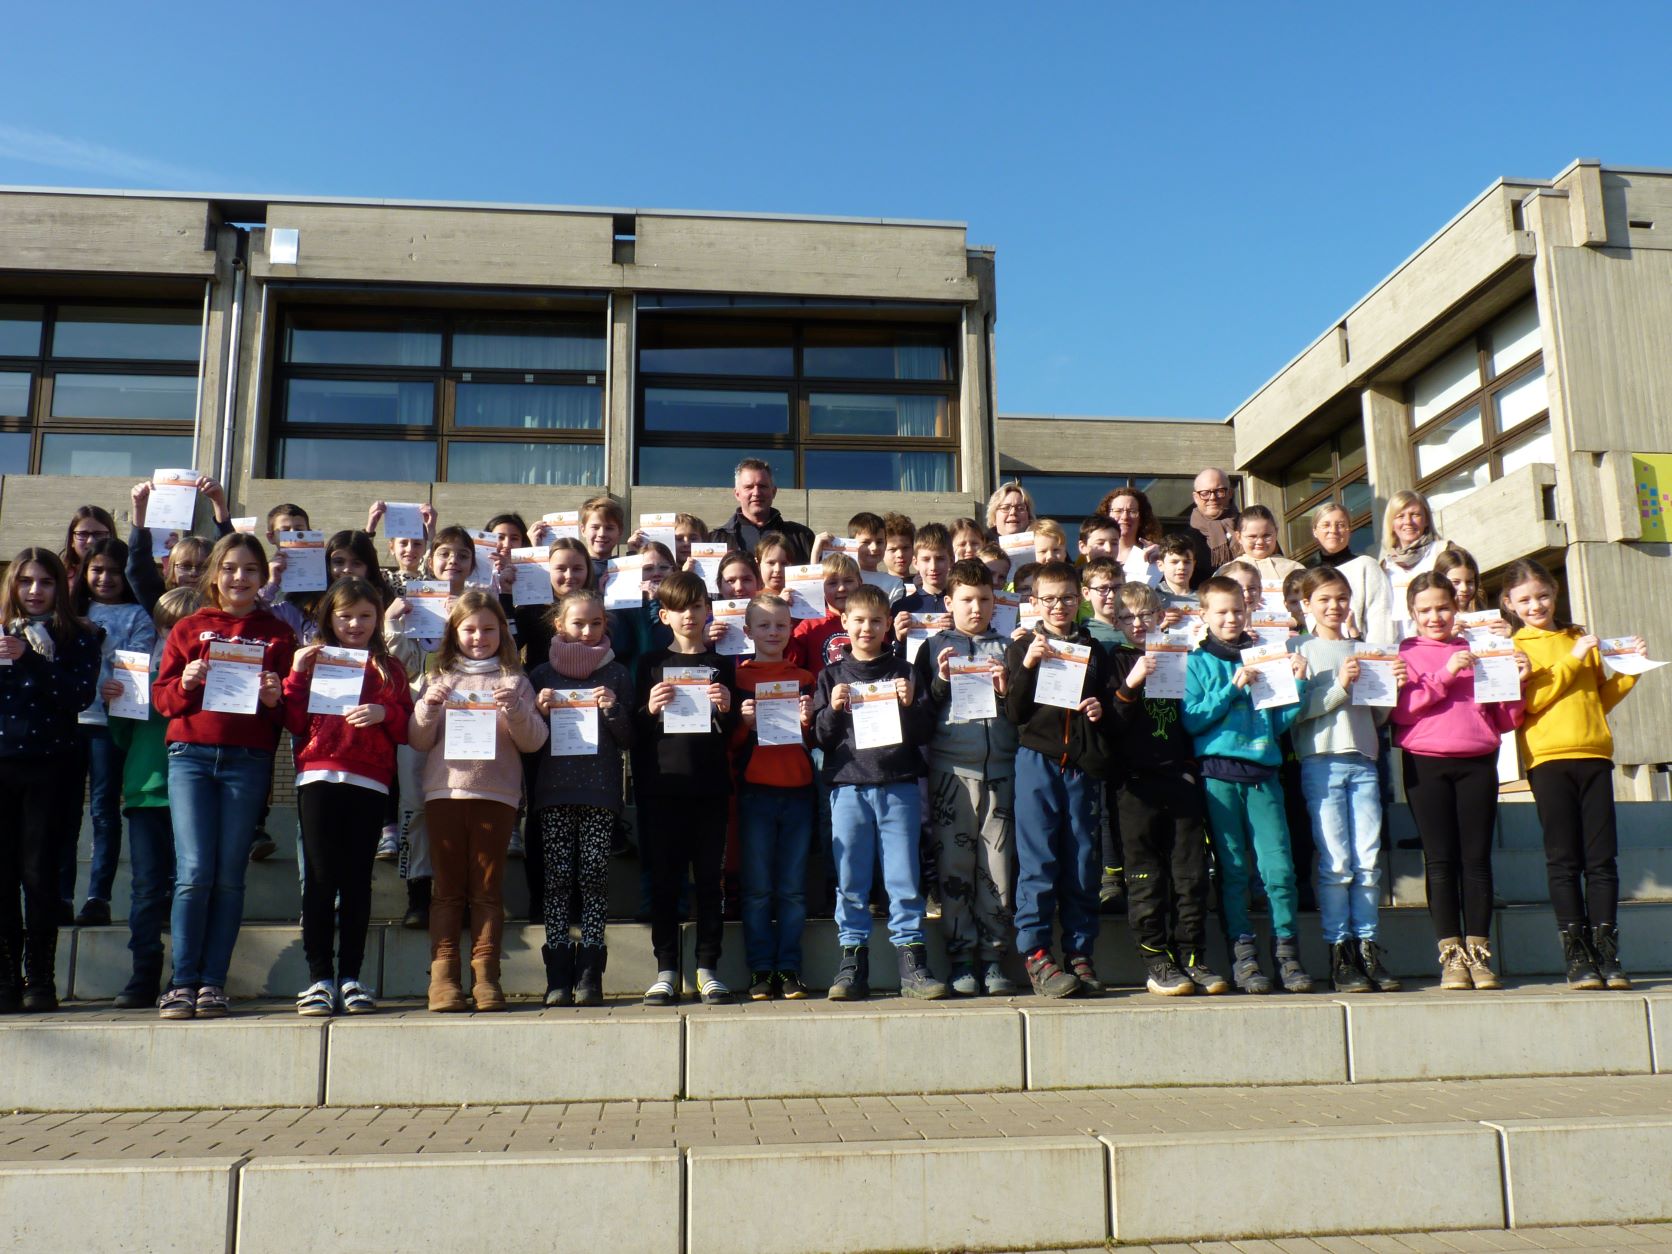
[4, 3, 1669, 420]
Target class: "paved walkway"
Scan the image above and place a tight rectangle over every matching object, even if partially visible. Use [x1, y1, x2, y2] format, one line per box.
[1008, 1227, 1672, 1251]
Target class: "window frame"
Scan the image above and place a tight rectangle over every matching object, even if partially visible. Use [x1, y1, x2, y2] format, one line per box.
[1406, 328, 1550, 497]
[1278, 425, 1373, 562]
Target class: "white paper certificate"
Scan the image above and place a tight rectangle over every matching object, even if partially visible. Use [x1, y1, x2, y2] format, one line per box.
[850, 680, 903, 750]
[1017, 599, 1043, 632]
[467, 530, 500, 588]
[1249, 611, 1294, 648]
[510, 547, 554, 607]
[786, 565, 827, 620]
[903, 613, 952, 663]
[548, 690, 601, 756]
[382, 502, 427, 540]
[1143, 631, 1192, 700]
[602, 555, 645, 609]
[1457, 609, 1505, 650]
[1350, 645, 1400, 708]
[711, 599, 754, 656]
[1472, 639, 1522, 704]
[230, 516, 259, 534]
[639, 512, 678, 557]
[990, 592, 1021, 638]
[1171, 604, 1207, 645]
[201, 640, 266, 715]
[662, 666, 714, 735]
[754, 679, 804, 747]
[1123, 551, 1162, 588]
[1241, 642, 1299, 711]
[148, 469, 199, 532]
[278, 531, 328, 595]
[948, 657, 999, 722]
[1035, 638, 1092, 710]
[1599, 637, 1667, 678]
[403, 581, 451, 641]
[689, 542, 728, 594]
[444, 689, 498, 760]
[542, 510, 581, 540]
[307, 646, 368, 716]
[998, 531, 1036, 573]
[108, 650, 151, 720]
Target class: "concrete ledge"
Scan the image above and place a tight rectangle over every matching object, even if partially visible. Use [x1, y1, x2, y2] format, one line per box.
[1650, 992, 1671, 1074]
[1496, 1116, 1672, 1227]
[0, 1019, 324, 1111]
[685, 1136, 1107, 1254]
[684, 1006, 1021, 1099]
[1025, 999, 1348, 1089]
[0, 1157, 239, 1253]
[1344, 994, 1653, 1081]
[1103, 1123, 1503, 1243]
[1498, 903, 1672, 975]
[235, 1151, 681, 1254]
[324, 1012, 681, 1106]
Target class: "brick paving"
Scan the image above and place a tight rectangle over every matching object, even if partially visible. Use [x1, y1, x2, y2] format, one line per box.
[1009, 1227, 1672, 1251]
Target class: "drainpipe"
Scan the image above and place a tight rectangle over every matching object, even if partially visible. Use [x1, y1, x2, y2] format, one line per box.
[216, 236, 247, 491]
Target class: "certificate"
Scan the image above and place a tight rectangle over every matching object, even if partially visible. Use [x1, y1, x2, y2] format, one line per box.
[510, 547, 554, 607]
[639, 512, 679, 557]
[1035, 638, 1092, 710]
[108, 650, 151, 720]
[382, 502, 427, 540]
[711, 599, 754, 656]
[1143, 631, 1193, 700]
[948, 657, 999, 722]
[1472, 639, 1522, 704]
[1248, 611, 1294, 648]
[1241, 642, 1298, 711]
[662, 665, 714, 735]
[1599, 637, 1667, 678]
[786, 565, 827, 620]
[825, 536, 865, 560]
[201, 640, 266, 715]
[278, 531, 327, 595]
[148, 469, 199, 532]
[403, 580, 451, 641]
[1122, 552, 1162, 588]
[547, 690, 601, 756]
[903, 612, 952, 663]
[1170, 604, 1207, 645]
[990, 591, 1021, 637]
[602, 555, 645, 609]
[467, 530, 500, 588]
[443, 689, 498, 760]
[1260, 580, 1288, 610]
[1457, 609, 1504, 650]
[306, 646, 367, 716]
[230, 516, 259, 534]
[754, 678, 804, 747]
[542, 510, 580, 540]
[689, 542, 728, 594]
[1350, 645, 1400, 708]
[850, 680, 903, 750]
[998, 531, 1036, 572]
[1017, 599, 1043, 632]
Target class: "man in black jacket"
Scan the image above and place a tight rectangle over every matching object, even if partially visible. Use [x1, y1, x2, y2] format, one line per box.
[710, 458, 815, 565]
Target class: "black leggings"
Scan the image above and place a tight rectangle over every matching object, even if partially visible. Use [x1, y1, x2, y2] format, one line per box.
[1529, 758, 1618, 929]
[1404, 751, 1498, 942]
[298, 781, 383, 983]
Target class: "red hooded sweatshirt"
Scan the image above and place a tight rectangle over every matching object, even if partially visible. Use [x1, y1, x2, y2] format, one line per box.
[153, 606, 297, 750]
[281, 653, 413, 788]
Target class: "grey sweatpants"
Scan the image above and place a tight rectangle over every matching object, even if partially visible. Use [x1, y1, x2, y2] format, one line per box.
[928, 770, 1016, 963]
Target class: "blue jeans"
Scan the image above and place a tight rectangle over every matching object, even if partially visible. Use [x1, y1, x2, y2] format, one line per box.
[1301, 754, 1383, 942]
[738, 785, 813, 971]
[167, 743, 273, 989]
[1012, 747, 1100, 957]
[125, 807, 175, 979]
[59, 725, 126, 903]
[830, 782, 923, 948]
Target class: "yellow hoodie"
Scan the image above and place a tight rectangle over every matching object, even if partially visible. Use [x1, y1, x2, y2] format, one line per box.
[1512, 624, 1636, 769]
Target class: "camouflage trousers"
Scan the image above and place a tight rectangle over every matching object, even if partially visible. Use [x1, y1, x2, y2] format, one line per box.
[928, 771, 1016, 963]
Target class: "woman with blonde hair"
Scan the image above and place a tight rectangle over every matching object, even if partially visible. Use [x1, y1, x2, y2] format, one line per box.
[1380, 489, 1447, 637]
[985, 481, 1035, 537]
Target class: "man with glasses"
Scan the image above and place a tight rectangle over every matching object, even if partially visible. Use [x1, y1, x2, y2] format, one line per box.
[1185, 468, 1239, 590]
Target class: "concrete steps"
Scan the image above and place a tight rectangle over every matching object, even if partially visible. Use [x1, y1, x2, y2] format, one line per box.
[1389, 844, 1672, 905]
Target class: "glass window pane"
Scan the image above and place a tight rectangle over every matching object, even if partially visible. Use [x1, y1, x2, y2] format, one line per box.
[803, 326, 952, 381]
[0, 304, 42, 357]
[0, 371, 30, 417]
[1013, 474, 1120, 519]
[804, 450, 954, 493]
[1409, 340, 1481, 427]
[285, 378, 433, 426]
[1414, 404, 1483, 478]
[0, 431, 29, 475]
[1128, 476, 1197, 521]
[1494, 364, 1548, 432]
[638, 445, 792, 488]
[643, 387, 789, 435]
[451, 318, 605, 371]
[1350, 521, 1375, 554]
[284, 317, 441, 367]
[1338, 422, 1367, 473]
[638, 321, 793, 376]
[1281, 439, 1334, 511]
[51, 306, 198, 361]
[446, 441, 604, 486]
[1489, 299, 1541, 376]
[1498, 421, 1555, 477]
[808, 392, 949, 439]
[1286, 514, 1315, 556]
[1340, 478, 1373, 517]
[51, 373, 195, 421]
[454, 382, 601, 430]
[1425, 460, 1491, 513]
[280, 437, 436, 481]
[40, 432, 193, 477]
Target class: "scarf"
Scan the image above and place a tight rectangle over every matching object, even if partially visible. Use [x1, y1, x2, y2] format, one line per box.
[1202, 630, 1253, 663]
[1189, 508, 1239, 568]
[548, 638, 615, 681]
[1384, 533, 1437, 570]
[454, 657, 501, 676]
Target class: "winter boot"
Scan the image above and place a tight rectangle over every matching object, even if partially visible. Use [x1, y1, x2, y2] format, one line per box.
[1560, 924, 1604, 990]
[897, 944, 947, 1000]
[1590, 924, 1631, 990]
[827, 945, 870, 1001]
[1329, 940, 1372, 993]
[1272, 934, 1314, 994]
[21, 932, 57, 1012]
[1465, 935, 1502, 990]
[574, 945, 606, 1006]
[114, 963, 164, 1010]
[1356, 939, 1402, 992]
[427, 958, 468, 1012]
[1231, 936, 1271, 994]
[403, 877, 432, 930]
[1438, 938, 1472, 990]
[471, 958, 508, 1011]
[541, 943, 574, 1007]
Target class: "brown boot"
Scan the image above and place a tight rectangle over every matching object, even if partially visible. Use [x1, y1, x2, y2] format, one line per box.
[1466, 935, 1502, 990]
[428, 958, 468, 1012]
[1438, 938, 1471, 991]
[471, 958, 507, 1011]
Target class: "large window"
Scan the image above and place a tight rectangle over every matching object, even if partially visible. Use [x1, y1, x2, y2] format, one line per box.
[272, 309, 606, 484]
[635, 318, 958, 490]
[1012, 473, 1213, 549]
[1406, 298, 1552, 512]
[1278, 423, 1373, 559]
[0, 302, 198, 476]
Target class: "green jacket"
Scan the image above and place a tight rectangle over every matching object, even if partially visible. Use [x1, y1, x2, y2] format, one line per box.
[107, 659, 168, 809]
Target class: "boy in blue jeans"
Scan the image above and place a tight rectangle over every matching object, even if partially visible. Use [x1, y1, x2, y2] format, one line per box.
[812, 582, 943, 1000]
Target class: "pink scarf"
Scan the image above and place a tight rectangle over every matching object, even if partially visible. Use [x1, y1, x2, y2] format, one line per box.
[548, 638, 614, 680]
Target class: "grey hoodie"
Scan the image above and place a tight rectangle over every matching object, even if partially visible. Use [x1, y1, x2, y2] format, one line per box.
[914, 627, 1018, 780]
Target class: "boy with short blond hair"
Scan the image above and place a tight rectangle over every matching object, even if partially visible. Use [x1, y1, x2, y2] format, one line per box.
[1080, 557, 1124, 654]
[789, 553, 862, 679]
[580, 495, 625, 581]
[1032, 518, 1069, 565]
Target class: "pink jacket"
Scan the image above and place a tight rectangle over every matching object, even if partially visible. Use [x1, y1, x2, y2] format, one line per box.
[1391, 635, 1523, 758]
[406, 663, 547, 807]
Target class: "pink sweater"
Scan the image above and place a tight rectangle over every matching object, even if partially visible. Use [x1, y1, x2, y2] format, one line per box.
[406, 663, 547, 807]
[1391, 636, 1523, 758]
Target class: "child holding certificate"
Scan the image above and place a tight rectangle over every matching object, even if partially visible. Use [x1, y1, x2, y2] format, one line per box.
[152, 534, 296, 1020]
[406, 591, 546, 1013]
[1391, 572, 1527, 991]
[1502, 558, 1648, 990]
[528, 589, 634, 1007]
[282, 579, 412, 1017]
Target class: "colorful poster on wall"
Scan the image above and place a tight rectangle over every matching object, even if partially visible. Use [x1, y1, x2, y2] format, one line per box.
[1632, 454, 1672, 542]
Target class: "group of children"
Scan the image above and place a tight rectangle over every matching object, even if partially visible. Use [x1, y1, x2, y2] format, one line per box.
[0, 472, 1649, 1017]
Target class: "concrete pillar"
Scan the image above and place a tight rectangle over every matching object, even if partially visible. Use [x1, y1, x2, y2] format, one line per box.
[606, 292, 634, 503]
[1361, 384, 1413, 537]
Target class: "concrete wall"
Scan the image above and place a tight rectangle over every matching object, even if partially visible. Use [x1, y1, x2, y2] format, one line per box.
[996, 415, 1233, 477]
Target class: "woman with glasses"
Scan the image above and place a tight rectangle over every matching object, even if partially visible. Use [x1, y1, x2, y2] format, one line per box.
[984, 481, 1035, 538]
[1095, 487, 1163, 587]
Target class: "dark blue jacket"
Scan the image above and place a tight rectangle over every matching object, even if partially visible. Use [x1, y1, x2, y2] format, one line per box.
[0, 621, 104, 758]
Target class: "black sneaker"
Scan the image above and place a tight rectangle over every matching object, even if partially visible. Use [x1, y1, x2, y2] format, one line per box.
[748, 970, 775, 1001]
[74, 899, 111, 927]
[828, 946, 869, 1001]
[1329, 940, 1372, 993]
[1143, 952, 1193, 996]
[777, 971, 809, 1000]
[1024, 949, 1080, 999]
[897, 944, 947, 1000]
[1098, 867, 1127, 915]
[1064, 952, 1105, 994]
[1590, 925, 1631, 990]
[1180, 951, 1230, 995]
[249, 831, 277, 862]
[1356, 939, 1402, 992]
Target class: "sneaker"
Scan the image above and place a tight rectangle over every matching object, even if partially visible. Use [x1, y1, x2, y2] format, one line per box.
[1467, 936, 1503, 991]
[777, 971, 809, 1000]
[948, 962, 980, 996]
[1231, 937, 1271, 994]
[74, 899, 111, 927]
[339, 979, 376, 1014]
[1591, 924, 1632, 990]
[249, 831, 277, 862]
[643, 971, 678, 1007]
[1356, 939, 1402, 992]
[1329, 940, 1372, 994]
[194, 985, 230, 1018]
[1064, 952, 1105, 994]
[1559, 924, 1603, 991]
[896, 944, 947, 1000]
[1024, 949, 1080, 999]
[748, 971, 775, 1001]
[1438, 940, 1472, 990]
[697, 969, 732, 1005]
[296, 980, 336, 1017]
[982, 963, 1022, 996]
[375, 825, 400, 862]
[1098, 867, 1127, 914]
[827, 946, 870, 1001]
[1143, 953, 1194, 996]
[1180, 952, 1230, 995]
[158, 987, 196, 1020]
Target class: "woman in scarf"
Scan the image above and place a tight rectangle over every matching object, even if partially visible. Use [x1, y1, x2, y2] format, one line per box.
[1308, 502, 1395, 643]
[1379, 490, 1448, 638]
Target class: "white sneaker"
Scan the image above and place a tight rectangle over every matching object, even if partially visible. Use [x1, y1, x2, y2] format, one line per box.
[296, 979, 336, 1016]
[375, 825, 400, 861]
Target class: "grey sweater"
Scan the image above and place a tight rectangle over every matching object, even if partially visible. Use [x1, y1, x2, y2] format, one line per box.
[528, 659, 635, 813]
[1292, 636, 1387, 761]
